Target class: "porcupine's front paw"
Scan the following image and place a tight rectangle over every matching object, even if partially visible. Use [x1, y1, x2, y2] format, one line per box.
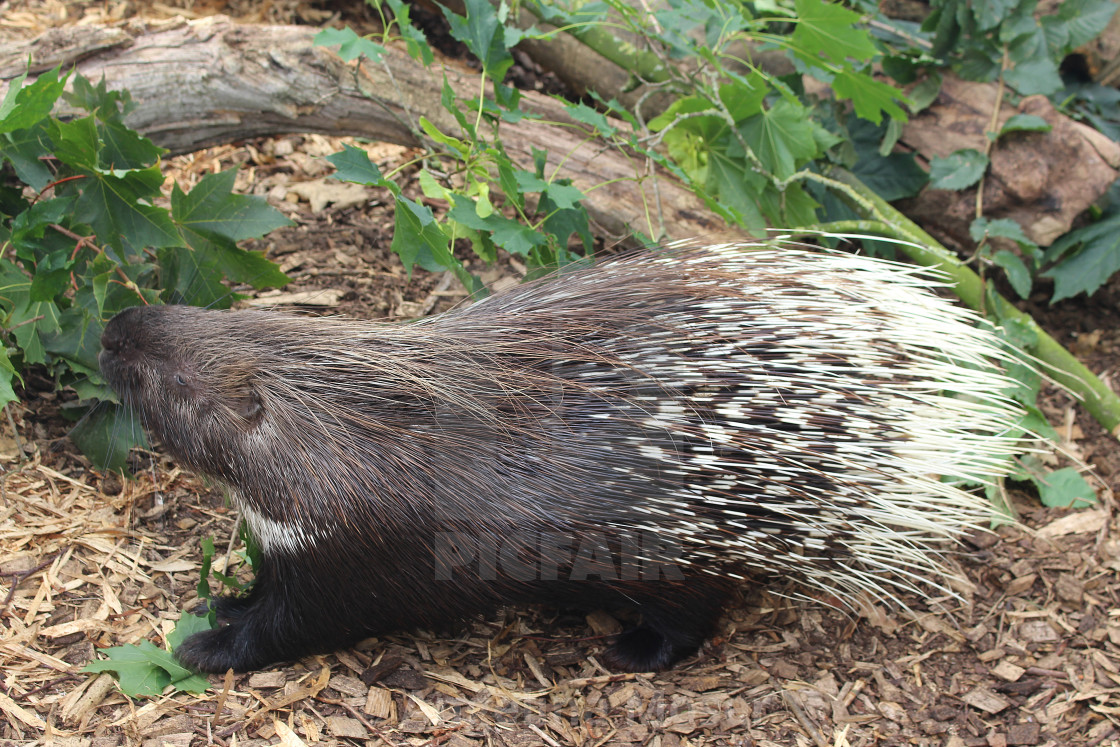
[174, 620, 280, 673]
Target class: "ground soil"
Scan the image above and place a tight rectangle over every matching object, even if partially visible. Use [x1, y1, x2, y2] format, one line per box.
[1, 1, 1119, 746]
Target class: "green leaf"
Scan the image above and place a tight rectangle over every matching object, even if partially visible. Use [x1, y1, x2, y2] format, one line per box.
[539, 182, 584, 210]
[383, 0, 434, 65]
[929, 149, 988, 190]
[82, 644, 171, 697]
[327, 144, 392, 189]
[83, 640, 209, 697]
[64, 73, 135, 123]
[739, 99, 818, 179]
[999, 114, 1051, 136]
[96, 118, 164, 170]
[0, 350, 19, 409]
[513, 169, 548, 195]
[1033, 467, 1097, 508]
[166, 612, 216, 652]
[8, 297, 62, 366]
[908, 72, 943, 114]
[42, 307, 103, 372]
[71, 165, 182, 254]
[313, 27, 386, 62]
[442, 0, 516, 81]
[649, 95, 719, 132]
[70, 403, 147, 472]
[198, 536, 216, 600]
[831, 70, 908, 125]
[973, 0, 1019, 32]
[719, 78, 768, 123]
[1043, 0, 1118, 53]
[172, 169, 292, 242]
[706, 154, 767, 234]
[0, 66, 68, 135]
[565, 101, 618, 137]
[391, 196, 452, 274]
[2, 122, 54, 190]
[165, 229, 288, 303]
[448, 197, 546, 256]
[1004, 57, 1062, 96]
[540, 193, 593, 255]
[991, 250, 1032, 298]
[792, 0, 877, 63]
[1043, 212, 1120, 301]
[51, 116, 101, 171]
[849, 118, 927, 200]
[970, 216, 1035, 246]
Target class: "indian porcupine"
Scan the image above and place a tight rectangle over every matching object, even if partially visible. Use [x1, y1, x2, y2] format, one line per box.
[98, 242, 1023, 673]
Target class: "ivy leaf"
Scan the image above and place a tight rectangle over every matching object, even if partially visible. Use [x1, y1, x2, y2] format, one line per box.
[792, 0, 877, 63]
[929, 149, 988, 190]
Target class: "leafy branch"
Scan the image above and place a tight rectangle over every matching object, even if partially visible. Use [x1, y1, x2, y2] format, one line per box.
[0, 68, 291, 469]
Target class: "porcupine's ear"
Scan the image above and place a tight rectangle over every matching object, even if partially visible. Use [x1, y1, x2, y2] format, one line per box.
[231, 380, 264, 425]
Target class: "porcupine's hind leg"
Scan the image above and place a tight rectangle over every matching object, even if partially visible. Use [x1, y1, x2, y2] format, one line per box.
[602, 581, 733, 671]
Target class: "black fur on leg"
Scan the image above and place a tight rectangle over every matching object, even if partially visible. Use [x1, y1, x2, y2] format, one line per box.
[599, 580, 733, 672]
[174, 560, 332, 673]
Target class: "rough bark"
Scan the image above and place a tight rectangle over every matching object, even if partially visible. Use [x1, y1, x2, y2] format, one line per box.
[0, 15, 722, 244]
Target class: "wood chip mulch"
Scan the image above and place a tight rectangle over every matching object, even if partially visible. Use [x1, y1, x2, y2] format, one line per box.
[0, 439, 1118, 746]
[2, 2, 1120, 745]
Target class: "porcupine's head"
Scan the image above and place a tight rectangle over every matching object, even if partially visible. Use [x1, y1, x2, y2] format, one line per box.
[99, 304, 288, 479]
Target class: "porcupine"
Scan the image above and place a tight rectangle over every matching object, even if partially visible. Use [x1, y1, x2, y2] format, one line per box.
[98, 242, 1023, 673]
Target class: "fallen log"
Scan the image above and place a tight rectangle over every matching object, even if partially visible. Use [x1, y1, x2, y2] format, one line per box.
[0, 15, 720, 243]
